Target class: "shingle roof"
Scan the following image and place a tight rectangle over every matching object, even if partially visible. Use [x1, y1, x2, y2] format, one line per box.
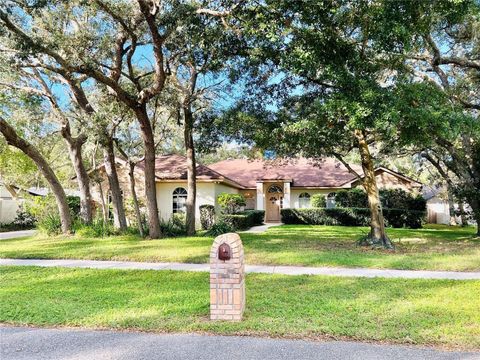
[137, 154, 226, 181]
[208, 158, 363, 188]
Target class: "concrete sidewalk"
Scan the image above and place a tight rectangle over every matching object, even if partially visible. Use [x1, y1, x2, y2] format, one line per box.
[1, 258, 479, 280]
[0, 229, 36, 240]
[1, 326, 478, 360]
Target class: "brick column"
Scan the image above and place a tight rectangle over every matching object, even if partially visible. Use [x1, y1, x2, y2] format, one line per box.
[210, 233, 245, 321]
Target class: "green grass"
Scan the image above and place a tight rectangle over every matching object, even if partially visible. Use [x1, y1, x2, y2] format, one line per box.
[0, 266, 479, 349]
[0, 224, 478, 271]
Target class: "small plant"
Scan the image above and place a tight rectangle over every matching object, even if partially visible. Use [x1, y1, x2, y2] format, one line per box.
[160, 214, 187, 237]
[217, 193, 246, 214]
[199, 204, 215, 230]
[205, 221, 234, 237]
[311, 194, 326, 208]
[38, 213, 62, 235]
[12, 209, 37, 228]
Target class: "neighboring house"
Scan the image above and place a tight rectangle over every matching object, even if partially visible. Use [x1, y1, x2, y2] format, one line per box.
[0, 181, 47, 224]
[91, 155, 423, 228]
[423, 185, 472, 225]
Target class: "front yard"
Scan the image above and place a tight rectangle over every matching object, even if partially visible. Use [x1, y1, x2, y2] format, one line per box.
[0, 224, 478, 271]
[1, 266, 479, 349]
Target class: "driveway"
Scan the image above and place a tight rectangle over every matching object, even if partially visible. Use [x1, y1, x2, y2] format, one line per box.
[0, 229, 36, 240]
[1, 326, 478, 360]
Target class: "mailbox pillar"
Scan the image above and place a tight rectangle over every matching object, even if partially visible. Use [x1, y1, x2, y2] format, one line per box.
[210, 233, 245, 321]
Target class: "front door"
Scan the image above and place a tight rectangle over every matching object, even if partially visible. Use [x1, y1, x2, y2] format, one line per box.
[266, 184, 283, 222]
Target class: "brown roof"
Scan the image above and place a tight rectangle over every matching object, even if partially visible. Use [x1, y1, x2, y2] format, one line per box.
[208, 158, 363, 188]
[137, 154, 244, 187]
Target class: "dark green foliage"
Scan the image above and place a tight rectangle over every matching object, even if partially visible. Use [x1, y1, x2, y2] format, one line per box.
[335, 189, 368, 208]
[240, 210, 265, 226]
[281, 208, 425, 229]
[66, 196, 81, 218]
[219, 210, 265, 231]
[74, 218, 117, 238]
[199, 204, 215, 230]
[159, 214, 187, 237]
[311, 194, 326, 208]
[205, 221, 234, 237]
[380, 189, 426, 211]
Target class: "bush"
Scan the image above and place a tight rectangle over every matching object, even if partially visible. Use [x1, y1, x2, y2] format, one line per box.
[74, 218, 116, 237]
[12, 209, 36, 228]
[311, 194, 326, 208]
[199, 204, 215, 230]
[205, 221, 234, 237]
[38, 213, 62, 235]
[160, 213, 187, 237]
[240, 210, 265, 226]
[335, 189, 368, 208]
[281, 207, 425, 229]
[221, 214, 249, 230]
[66, 196, 81, 218]
[217, 193, 246, 214]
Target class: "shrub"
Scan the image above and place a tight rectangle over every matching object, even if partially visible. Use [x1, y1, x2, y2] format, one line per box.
[311, 194, 326, 208]
[12, 209, 36, 228]
[221, 214, 249, 230]
[335, 189, 368, 208]
[240, 210, 265, 226]
[66, 196, 81, 218]
[199, 204, 215, 230]
[38, 213, 62, 235]
[205, 221, 234, 237]
[281, 207, 424, 229]
[74, 218, 116, 238]
[217, 193, 246, 214]
[160, 213, 187, 237]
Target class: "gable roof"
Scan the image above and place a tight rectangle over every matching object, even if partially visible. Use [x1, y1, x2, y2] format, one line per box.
[137, 154, 245, 188]
[208, 158, 364, 188]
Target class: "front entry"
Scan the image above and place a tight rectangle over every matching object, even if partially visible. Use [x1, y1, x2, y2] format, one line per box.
[266, 184, 283, 222]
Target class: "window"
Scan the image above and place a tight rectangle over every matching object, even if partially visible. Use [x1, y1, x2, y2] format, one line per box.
[326, 192, 336, 209]
[268, 184, 283, 193]
[172, 187, 187, 214]
[299, 192, 311, 208]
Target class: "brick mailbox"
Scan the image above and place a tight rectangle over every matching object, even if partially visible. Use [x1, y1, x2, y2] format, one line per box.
[210, 233, 245, 321]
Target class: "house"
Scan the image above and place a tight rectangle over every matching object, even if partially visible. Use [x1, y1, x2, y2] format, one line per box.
[0, 180, 48, 224]
[423, 185, 472, 225]
[91, 155, 423, 228]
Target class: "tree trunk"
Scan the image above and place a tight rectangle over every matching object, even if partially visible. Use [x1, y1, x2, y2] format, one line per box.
[355, 129, 393, 249]
[458, 202, 468, 227]
[0, 117, 72, 233]
[97, 181, 108, 223]
[471, 199, 480, 237]
[128, 162, 144, 237]
[103, 137, 127, 230]
[135, 107, 161, 238]
[66, 138, 93, 224]
[184, 107, 197, 236]
[447, 186, 457, 226]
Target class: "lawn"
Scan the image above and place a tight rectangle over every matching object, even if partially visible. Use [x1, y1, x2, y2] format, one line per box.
[1, 225, 478, 271]
[0, 266, 478, 349]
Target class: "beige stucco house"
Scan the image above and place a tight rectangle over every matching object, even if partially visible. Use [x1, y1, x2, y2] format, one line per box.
[92, 155, 423, 228]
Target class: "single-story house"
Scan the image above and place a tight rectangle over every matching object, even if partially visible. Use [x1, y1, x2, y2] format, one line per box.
[423, 185, 472, 225]
[91, 155, 423, 228]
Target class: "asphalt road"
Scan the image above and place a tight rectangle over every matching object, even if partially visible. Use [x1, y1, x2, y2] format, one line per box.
[0, 229, 36, 240]
[1, 326, 478, 360]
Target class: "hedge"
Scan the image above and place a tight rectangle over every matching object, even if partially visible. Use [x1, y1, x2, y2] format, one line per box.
[222, 210, 265, 231]
[281, 208, 425, 229]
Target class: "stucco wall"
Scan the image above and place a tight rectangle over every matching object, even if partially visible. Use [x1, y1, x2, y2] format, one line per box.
[290, 189, 334, 208]
[0, 199, 21, 224]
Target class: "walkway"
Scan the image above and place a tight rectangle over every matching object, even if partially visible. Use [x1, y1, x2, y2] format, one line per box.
[242, 222, 282, 233]
[1, 258, 479, 280]
[1, 326, 477, 360]
[0, 229, 36, 240]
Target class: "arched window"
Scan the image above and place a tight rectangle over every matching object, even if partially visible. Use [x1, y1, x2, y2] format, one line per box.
[268, 184, 283, 193]
[298, 192, 311, 208]
[326, 192, 336, 209]
[172, 187, 187, 214]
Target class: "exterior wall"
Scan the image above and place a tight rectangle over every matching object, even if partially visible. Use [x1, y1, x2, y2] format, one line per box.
[240, 189, 256, 210]
[290, 189, 333, 209]
[374, 170, 419, 192]
[0, 184, 21, 224]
